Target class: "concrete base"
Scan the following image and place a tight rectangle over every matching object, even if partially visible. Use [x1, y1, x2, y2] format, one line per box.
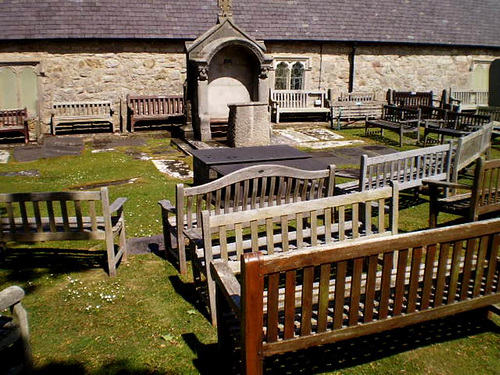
[227, 102, 270, 147]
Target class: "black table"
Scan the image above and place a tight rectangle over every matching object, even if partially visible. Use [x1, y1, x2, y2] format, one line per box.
[191, 145, 312, 185]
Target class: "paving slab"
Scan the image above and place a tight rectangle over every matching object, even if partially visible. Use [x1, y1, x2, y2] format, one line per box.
[127, 235, 165, 255]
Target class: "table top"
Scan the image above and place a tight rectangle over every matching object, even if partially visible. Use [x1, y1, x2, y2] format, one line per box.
[191, 145, 310, 165]
[211, 157, 331, 176]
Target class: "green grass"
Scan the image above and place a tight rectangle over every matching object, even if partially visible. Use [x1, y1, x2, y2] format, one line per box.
[1, 129, 499, 374]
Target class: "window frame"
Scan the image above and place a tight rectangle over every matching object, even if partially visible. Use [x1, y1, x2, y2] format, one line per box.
[273, 57, 311, 90]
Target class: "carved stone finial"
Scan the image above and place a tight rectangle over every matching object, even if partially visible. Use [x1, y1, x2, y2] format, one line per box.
[259, 66, 270, 79]
[198, 66, 209, 81]
[218, 0, 233, 21]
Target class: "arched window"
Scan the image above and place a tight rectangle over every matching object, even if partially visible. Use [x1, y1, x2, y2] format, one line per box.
[274, 60, 306, 90]
[275, 62, 290, 90]
[290, 62, 304, 90]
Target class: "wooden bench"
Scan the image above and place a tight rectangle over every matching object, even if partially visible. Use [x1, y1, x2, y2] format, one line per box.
[425, 157, 500, 228]
[365, 105, 421, 146]
[51, 101, 113, 135]
[127, 94, 185, 132]
[450, 89, 489, 111]
[0, 108, 29, 143]
[387, 90, 436, 108]
[423, 112, 491, 146]
[336, 143, 453, 194]
[330, 91, 383, 126]
[158, 164, 336, 275]
[270, 89, 330, 123]
[476, 106, 500, 137]
[196, 184, 399, 326]
[0, 187, 127, 276]
[212, 217, 500, 374]
[0, 285, 32, 375]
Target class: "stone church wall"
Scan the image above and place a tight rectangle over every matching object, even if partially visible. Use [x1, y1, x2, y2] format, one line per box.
[1, 39, 499, 138]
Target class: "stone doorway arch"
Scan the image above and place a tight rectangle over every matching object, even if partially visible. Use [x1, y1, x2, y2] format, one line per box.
[185, 18, 273, 141]
[489, 59, 500, 106]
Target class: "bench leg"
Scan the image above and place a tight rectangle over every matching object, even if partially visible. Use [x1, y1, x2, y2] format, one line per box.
[106, 232, 117, 277]
[399, 128, 404, 147]
[119, 220, 127, 263]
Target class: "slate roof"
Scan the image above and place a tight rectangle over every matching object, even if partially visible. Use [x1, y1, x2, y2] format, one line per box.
[1, 0, 499, 48]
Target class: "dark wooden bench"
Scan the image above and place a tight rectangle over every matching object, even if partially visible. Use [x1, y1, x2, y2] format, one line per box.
[387, 89, 435, 108]
[0, 108, 29, 143]
[0, 187, 127, 276]
[199, 184, 399, 326]
[51, 101, 114, 135]
[0, 285, 32, 375]
[212, 217, 500, 374]
[158, 164, 335, 275]
[425, 157, 500, 228]
[423, 112, 491, 146]
[127, 94, 184, 132]
[365, 105, 421, 146]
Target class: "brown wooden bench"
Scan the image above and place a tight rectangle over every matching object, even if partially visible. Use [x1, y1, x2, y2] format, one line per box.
[51, 101, 114, 135]
[387, 89, 435, 108]
[365, 105, 421, 146]
[0, 285, 32, 375]
[197, 183, 399, 326]
[158, 164, 335, 275]
[425, 157, 500, 228]
[0, 108, 29, 143]
[423, 112, 491, 146]
[127, 94, 185, 132]
[212, 217, 500, 374]
[0, 187, 127, 276]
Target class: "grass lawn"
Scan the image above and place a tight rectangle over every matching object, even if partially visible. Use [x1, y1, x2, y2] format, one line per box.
[1, 128, 499, 374]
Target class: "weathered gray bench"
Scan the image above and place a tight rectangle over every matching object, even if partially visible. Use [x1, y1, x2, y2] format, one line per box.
[127, 94, 184, 132]
[330, 91, 383, 126]
[0, 187, 127, 276]
[197, 183, 399, 326]
[158, 164, 336, 275]
[365, 105, 421, 146]
[337, 143, 453, 193]
[0, 285, 32, 375]
[212, 217, 500, 374]
[0, 108, 29, 143]
[51, 101, 113, 135]
[270, 89, 330, 123]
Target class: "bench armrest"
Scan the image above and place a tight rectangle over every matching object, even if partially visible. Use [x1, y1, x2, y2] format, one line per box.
[210, 262, 241, 316]
[0, 286, 25, 311]
[422, 179, 471, 190]
[158, 199, 176, 214]
[109, 197, 127, 213]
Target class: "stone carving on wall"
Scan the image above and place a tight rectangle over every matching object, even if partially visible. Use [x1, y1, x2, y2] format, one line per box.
[198, 66, 209, 81]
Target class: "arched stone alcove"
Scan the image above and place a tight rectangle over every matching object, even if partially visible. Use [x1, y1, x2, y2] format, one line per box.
[185, 18, 273, 141]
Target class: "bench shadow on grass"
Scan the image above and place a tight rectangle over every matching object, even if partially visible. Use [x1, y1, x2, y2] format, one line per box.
[0, 247, 107, 290]
[33, 359, 166, 374]
[183, 309, 499, 374]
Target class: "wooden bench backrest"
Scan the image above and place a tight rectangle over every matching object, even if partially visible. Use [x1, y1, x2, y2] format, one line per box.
[0, 108, 27, 126]
[202, 184, 398, 265]
[127, 95, 184, 116]
[270, 89, 328, 109]
[453, 122, 493, 181]
[337, 91, 375, 102]
[388, 90, 434, 108]
[0, 188, 111, 242]
[419, 105, 449, 120]
[472, 158, 500, 219]
[446, 112, 491, 131]
[359, 143, 453, 191]
[476, 106, 500, 122]
[178, 164, 335, 231]
[382, 105, 421, 122]
[52, 101, 112, 117]
[239, 217, 500, 363]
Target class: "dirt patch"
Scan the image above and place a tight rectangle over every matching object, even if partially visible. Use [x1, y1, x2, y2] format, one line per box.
[71, 178, 139, 190]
